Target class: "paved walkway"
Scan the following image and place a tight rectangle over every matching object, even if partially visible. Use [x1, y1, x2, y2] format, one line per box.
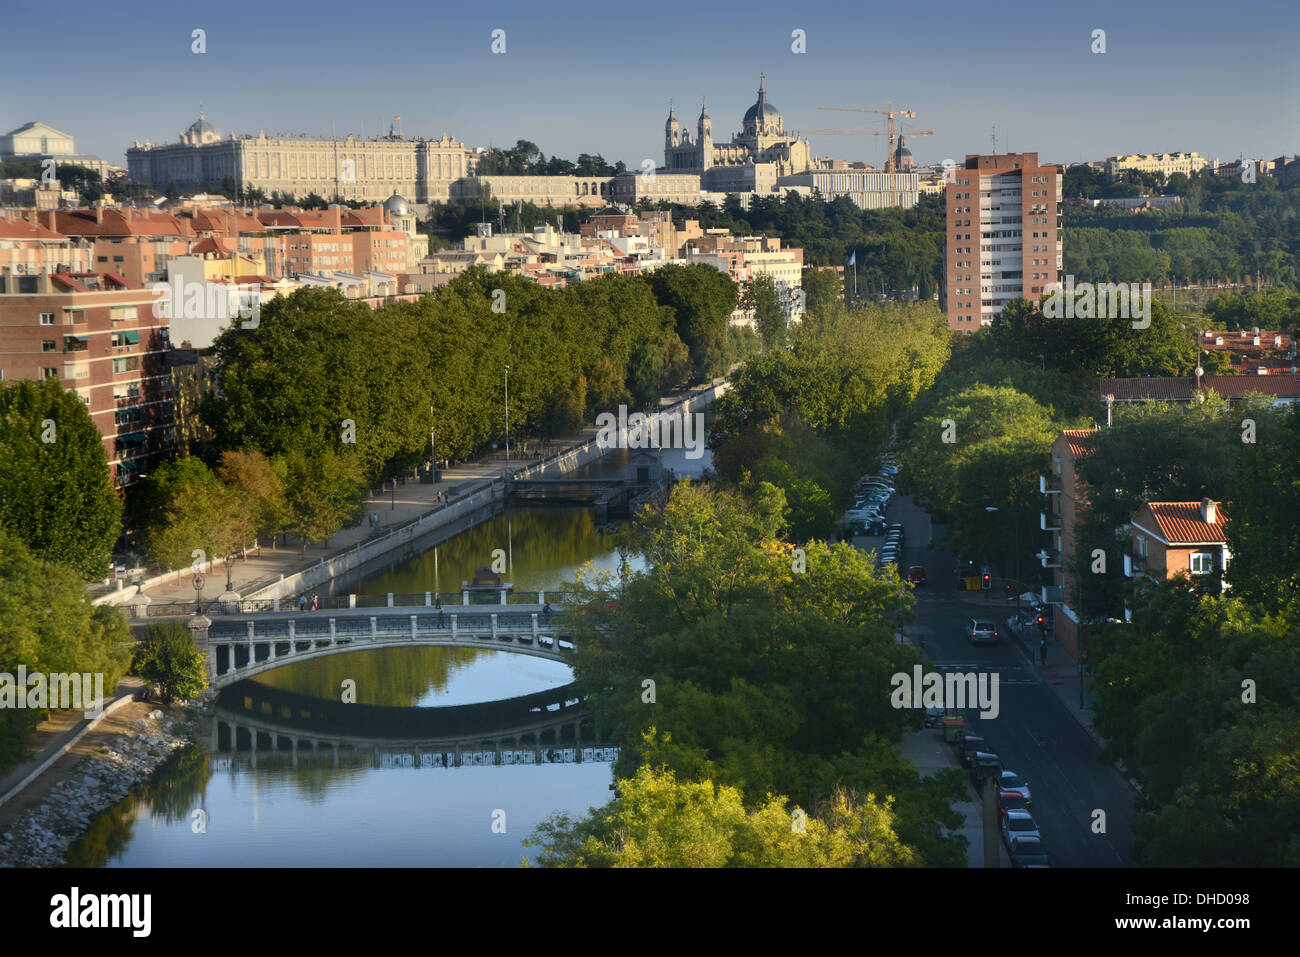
[103, 382, 715, 609]
[0, 678, 146, 809]
[900, 726, 1009, 867]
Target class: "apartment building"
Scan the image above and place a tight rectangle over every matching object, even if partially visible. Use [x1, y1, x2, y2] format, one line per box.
[944, 152, 1062, 333]
[0, 211, 93, 277]
[1105, 152, 1208, 181]
[0, 271, 170, 488]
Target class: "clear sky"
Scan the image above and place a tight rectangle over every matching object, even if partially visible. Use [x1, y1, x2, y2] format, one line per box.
[2, 0, 1295, 170]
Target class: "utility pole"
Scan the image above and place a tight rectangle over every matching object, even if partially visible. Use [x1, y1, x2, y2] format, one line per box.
[504, 365, 510, 462]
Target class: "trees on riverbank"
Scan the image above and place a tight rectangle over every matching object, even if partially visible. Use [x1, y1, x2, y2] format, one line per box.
[531, 483, 968, 867]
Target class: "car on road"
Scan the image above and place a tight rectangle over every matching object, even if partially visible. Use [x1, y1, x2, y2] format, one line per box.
[923, 706, 946, 728]
[1000, 810, 1041, 847]
[1006, 835, 1051, 868]
[998, 790, 1028, 821]
[867, 520, 888, 536]
[906, 565, 927, 586]
[887, 523, 904, 535]
[965, 619, 1000, 644]
[955, 734, 989, 767]
[998, 770, 1032, 805]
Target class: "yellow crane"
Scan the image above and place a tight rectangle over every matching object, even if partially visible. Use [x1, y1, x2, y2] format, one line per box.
[809, 103, 932, 208]
[818, 102, 932, 174]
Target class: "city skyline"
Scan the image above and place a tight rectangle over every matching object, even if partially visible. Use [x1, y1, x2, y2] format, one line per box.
[3, 0, 1295, 175]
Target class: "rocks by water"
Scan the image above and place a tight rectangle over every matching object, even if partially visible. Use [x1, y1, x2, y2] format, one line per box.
[0, 707, 190, 867]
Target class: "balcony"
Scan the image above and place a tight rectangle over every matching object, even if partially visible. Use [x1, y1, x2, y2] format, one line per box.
[1123, 553, 1146, 578]
[1040, 511, 1061, 532]
[1037, 548, 1062, 569]
[1040, 474, 1061, 494]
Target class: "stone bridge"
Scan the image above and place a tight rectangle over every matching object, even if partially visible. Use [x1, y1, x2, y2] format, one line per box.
[191, 604, 573, 690]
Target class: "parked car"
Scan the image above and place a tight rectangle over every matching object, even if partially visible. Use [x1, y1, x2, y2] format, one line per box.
[998, 790, 1028, 821]
[907, 565, 927, 586]
[955, 734, 989, 767]
[888, 523, 904, 535]
[965, 619, 1000, 644]
[1006, 835, 1051, 868]
[923, 706, 946, 728]
[1000, 810, 1041, 847]
[998, 770, 1032, 806]
[867, 520, 889, 536]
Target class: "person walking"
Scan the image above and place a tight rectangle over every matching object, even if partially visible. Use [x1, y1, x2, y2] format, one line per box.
[1039, 635, 1048, 666]
[543, 602, 553, 619]
[438, 609, 446, 628]
[298, 593, 308, 612]
[310, 591, 319, 612]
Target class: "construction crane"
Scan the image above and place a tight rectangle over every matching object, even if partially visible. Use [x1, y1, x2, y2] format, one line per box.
[818, 102, 931, 173]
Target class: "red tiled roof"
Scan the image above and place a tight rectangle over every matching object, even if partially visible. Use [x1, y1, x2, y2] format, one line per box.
[191, 236, 233, 257]
[0, 216, 66, 240]
[1201, 374, 1300, 398]
[1061, 428, 1098, 459]
[1102, 375, 1300, 400]
[1143, 501, 1230, 544]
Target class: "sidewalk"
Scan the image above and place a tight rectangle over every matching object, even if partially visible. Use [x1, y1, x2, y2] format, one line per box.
[900, 726, 1009, 867]
[0, 678, 146, 810]
[114, 382, 717, 608]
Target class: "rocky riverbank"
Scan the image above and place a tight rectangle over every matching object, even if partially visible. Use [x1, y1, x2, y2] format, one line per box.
[0, 705, 193, 867]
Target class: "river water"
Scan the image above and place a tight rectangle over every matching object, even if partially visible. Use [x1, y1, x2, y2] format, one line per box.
[72, 440, 711, 867]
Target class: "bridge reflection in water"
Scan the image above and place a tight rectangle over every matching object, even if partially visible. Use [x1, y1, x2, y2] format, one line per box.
[211, 679, 615, 772]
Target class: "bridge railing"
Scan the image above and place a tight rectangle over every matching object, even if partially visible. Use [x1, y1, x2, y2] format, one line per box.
[134, 590, 580, 619]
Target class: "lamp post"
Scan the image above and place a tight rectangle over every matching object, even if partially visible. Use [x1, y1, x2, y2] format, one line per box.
[193, 573, 205, 615]
[224, 549, 233, 594]
[504, 365, 511, 463]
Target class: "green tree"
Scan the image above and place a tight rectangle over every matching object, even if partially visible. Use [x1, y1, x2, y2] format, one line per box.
[135, 622, 208, 704]
[277, 448, 364, 553]
[0, 378, 121, 580]
[526, 758, 916, 867]
[646, 264, 738, 379]
[136, 457, 231, 571]
[742, 273, 787, 350]
[0, 530, 132, 768]
[558, 483, 967, 865]
[801, 267, 843, 320]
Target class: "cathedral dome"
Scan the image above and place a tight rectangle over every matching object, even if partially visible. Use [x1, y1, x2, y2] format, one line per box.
[743, 77, 781, 127]
[385, 192, 410, 217]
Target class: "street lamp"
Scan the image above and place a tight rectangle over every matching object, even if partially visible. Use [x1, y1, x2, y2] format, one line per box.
[504, 365, 511, 463]
[224, 549, 233, 594]
[193, 574, 205, 615]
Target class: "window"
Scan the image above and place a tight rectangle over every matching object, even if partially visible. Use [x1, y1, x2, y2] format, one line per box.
[42, 340, 57, 352]
[43, 368, 58, 380]
[40, 312, 55, 325]
[1189, 552, 1215, 575]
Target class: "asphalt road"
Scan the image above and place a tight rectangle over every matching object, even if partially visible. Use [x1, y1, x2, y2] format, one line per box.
[857, 492, 1136, 867]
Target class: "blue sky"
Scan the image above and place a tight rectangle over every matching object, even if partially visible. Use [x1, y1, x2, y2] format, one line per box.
[2, 0, 1295, 170]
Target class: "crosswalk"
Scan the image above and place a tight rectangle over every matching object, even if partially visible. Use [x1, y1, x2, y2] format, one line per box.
[931, 662, 1040, 686]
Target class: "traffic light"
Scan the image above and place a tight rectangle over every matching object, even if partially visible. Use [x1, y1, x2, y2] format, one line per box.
[982, 573, 991, 590]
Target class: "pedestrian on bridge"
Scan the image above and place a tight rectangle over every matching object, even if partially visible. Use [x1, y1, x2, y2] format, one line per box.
[298, 593, 308, 612]
[438, 609, 446, 627]
[1039, 635, 1048, 666]
[543, 603, 553, 619]
[310, 592, 319, 612]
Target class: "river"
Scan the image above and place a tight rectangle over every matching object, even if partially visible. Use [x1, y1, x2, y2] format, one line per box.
[70, 439, 712, 867]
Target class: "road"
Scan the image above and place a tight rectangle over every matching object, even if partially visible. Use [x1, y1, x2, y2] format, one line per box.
[857, 493, 1136, 867]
